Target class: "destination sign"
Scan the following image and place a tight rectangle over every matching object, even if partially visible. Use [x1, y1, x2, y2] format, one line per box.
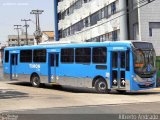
[132, 42, 153, 49]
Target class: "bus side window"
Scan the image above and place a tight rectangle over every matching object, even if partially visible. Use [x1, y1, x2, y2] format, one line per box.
[120, 52, 125, 68]
[61, 48, 74, 63]
[112, 52, 118, 68]
[5, 51, 9, 63]
[20, 50, 32, 63]
[50, 54, 59, 67]
[75, 48, 91, 63]
[11, 54, 18, 65]
[92, 47, 107, 64]
[126, 50, 130, 71]
[33, 49, 46, 63]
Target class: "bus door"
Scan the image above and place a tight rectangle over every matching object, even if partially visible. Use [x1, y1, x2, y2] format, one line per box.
[111, 51, 129, 89]
[48, 53, 59, 83]
[10, 54, 18, 80]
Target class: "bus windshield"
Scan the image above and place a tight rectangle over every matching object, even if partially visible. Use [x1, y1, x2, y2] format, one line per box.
[134, 49, 156, 78]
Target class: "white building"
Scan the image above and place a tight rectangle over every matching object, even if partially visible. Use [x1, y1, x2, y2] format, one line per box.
[8, 35, 35, 46]
[57, 0, 160, 56]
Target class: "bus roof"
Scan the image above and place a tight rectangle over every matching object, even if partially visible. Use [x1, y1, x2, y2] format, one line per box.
[4, 41, 151, 51]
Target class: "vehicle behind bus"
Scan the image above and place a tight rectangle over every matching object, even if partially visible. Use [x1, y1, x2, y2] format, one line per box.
[3, 41, 157, 93]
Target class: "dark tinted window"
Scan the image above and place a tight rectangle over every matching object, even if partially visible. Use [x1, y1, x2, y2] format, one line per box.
[11, 54, 18, 65]
[76, 48, 91, 63]
[33, 49, 46, 63]
[133, 42, 153, 49]
[61, 48, 74, 63]
[51, 54, 59, 67]
[120, 52, 125, 68]
[20, 50, 32, 63]
[93, 47, 107, 63]
[5, 51, 9, 63]
[126, 50, 130, 71]
[112, 52, 118, 68]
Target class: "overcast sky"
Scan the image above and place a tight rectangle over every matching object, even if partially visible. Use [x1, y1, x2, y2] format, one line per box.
[0, 0, 54, 45]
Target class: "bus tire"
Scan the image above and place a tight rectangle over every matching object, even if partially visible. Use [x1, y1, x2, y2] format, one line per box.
[31, 74, 41, 87]
[95, 78, 109, 94]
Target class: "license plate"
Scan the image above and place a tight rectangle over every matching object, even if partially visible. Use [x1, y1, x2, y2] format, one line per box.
[145, 82, 151, 86]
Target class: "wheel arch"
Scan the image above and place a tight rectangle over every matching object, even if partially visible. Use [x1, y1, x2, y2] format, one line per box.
[30, 72, 40, 82]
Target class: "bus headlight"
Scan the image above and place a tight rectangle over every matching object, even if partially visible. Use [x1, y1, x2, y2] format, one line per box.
[133, 76, 137, 82]
[132, 75, 144, 83]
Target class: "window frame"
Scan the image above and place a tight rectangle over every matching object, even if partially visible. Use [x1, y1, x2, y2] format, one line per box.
[61, 48, 74, 63]
[20, 50, 33, 63]
[33, 49, 46, 63]
[5, 50, 9, 63]
[92, 47, 107, 64]
[75, 47, 91, 63]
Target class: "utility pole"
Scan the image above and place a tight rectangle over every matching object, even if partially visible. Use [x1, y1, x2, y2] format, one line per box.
[14, 25, 22, 46]
[30, 9, 44, 45]
[21, 19, 31, 45]
[53, 0, 59, 41]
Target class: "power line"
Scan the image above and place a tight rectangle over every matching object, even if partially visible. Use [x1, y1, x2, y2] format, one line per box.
[21, 19, 31, 45]
[14, 25, 22, 46]
[60, 0, 156, 38]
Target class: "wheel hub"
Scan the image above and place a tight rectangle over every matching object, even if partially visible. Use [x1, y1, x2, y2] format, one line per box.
[33, 77, 38, 86]
[99, 82, 106, 90]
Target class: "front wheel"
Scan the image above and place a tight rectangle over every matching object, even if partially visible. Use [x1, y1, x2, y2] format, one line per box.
[95, 78, 109, 94]
[31, 74, 41, 87]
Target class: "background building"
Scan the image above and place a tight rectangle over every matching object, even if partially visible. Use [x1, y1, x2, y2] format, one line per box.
[128, 0, 160, 56]
[56, 0, 160, 56]
[8, 35, 35, 46]
[0, 46, 6, 64]
[41, 31, 54, 42]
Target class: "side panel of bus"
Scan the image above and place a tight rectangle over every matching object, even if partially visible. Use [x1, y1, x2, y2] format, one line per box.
[55, 47, 108, 88]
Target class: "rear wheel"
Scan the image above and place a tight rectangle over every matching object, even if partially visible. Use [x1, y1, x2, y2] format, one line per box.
[95, 78, 109, 94]
[31, 74, 41, 87]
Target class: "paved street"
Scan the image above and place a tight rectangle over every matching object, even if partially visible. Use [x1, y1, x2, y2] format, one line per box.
[0, 67, 160, 117]
[8, 101, 160, 114]
[0, 80, 160, 114]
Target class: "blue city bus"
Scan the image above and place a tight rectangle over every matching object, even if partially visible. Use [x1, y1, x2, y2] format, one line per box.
[3, 41, 157, 93]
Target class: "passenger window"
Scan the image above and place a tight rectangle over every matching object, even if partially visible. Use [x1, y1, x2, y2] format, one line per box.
[51, 54, 59, 67]
[20, 50, 32, 63]
[76, 48, 91, 63]
[93, 47, 107, 64]
[126, 50, 130, 71]
[112, 52, 118, 68]
[120, 52, 125, 68]
[11, 54, 18, 65]
[33, 49, 46, 63]
[5, 51, 9, 63]
[61, 48, 74, 63]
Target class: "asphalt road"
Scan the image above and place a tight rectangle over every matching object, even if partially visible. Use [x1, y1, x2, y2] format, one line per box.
[0, 67, 160, 120]
[8, 102, 160, 114]
[3, 102, 160, 120]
